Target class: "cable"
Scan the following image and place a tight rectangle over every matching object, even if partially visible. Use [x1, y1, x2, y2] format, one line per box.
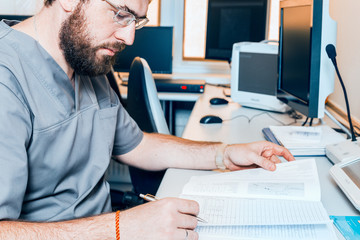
[223, 111, 297, 126]
[326, 44, 357, 141]
[309, 118, 314, 126]
[302, 117, 309, 126]
[266, 112, 297, 126]
[223, 113, 263, 123]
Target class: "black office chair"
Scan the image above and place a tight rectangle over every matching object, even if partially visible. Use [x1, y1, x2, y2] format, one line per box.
[126, 57, 170, 195]
[106, 68, 126, 107]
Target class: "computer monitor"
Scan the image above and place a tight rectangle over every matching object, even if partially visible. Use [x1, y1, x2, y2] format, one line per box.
[205, 0, 269, 62]
[113, 26, 173, 74]
[277, 0, 337, 119]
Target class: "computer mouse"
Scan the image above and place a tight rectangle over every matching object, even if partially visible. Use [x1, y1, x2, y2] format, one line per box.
[210, 97, 229, 105]
[200, 115, 223, 124]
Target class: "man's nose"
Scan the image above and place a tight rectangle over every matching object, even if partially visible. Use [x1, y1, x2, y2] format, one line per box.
[114, 22, 136, 46]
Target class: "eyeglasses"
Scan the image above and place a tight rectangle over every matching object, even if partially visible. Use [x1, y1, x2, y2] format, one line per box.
[103, 0, 149, 30]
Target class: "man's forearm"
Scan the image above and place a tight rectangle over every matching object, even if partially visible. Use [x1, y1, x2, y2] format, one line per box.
[118, 133, 221, 171]
[117, 133, 295, 173]
[0, 212, 115, 240]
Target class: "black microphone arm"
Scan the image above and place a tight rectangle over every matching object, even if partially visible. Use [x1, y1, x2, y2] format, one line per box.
[326, 44, 357, 141]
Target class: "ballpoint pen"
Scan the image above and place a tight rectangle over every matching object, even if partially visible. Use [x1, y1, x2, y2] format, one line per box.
[139, 193, 208, 223]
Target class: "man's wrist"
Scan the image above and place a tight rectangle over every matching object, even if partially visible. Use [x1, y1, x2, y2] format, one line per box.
[215, 143, 228, 170]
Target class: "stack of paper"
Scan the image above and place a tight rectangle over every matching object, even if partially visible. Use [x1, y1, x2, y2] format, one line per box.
[262, 125, 345, 156]
[180, 159, 337, 240]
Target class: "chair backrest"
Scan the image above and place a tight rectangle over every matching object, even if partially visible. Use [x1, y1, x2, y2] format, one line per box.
[127, 57, 170, 134]
[126, 57, 170, 195]
[106, 67, 127, 107]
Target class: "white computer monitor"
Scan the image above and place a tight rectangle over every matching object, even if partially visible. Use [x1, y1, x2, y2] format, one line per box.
[230, 42, 290, 112]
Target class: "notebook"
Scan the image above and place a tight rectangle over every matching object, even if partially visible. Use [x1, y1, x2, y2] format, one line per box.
[180, 159, 337, 240]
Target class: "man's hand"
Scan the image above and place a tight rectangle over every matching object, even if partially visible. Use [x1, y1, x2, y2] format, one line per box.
[223, 141, 295, 171]
[119, 197, 200, 240]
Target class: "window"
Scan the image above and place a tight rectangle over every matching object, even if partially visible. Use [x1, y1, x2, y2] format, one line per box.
[183, 0, 208, 59]
[147, 0, 160, 26]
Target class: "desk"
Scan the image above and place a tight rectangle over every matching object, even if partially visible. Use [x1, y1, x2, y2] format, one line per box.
[181, 85, 297, 143]
[156, 85, 359, 239]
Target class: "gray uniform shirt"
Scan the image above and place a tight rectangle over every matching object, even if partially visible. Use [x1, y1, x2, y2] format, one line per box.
[0, 20, 143, 221]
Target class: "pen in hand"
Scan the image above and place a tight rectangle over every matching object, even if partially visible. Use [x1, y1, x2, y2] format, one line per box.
[139, 193, 208, 223]
[139, 193, 158, 202]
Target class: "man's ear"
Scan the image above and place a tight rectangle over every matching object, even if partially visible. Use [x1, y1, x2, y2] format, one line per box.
[58, 0, 80, 12]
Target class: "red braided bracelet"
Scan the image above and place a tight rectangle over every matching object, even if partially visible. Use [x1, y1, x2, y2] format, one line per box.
[115, 210, 120, 240]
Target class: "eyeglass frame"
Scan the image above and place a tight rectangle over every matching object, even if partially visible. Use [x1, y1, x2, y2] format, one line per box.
[103, 0, 149, 30]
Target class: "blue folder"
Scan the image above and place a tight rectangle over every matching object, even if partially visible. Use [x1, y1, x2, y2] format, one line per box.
[330, 215, 360, 240]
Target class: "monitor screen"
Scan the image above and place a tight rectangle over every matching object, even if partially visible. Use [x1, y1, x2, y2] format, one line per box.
[342, 160, 360, 189]
[280, 5, 312, 103]
[205, 0, 268, 62]
[238, 51, 278, 96]
[277, 0, 336, 119]
[113, 26, 173, 74]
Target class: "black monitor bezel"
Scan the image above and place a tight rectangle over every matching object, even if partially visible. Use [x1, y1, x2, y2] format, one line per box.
[277, 0, 323, 118]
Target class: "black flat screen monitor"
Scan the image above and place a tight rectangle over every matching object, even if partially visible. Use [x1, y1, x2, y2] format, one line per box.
[277, 0, 336, 119]
[113, 26, 173, 74]
[205, 0, 268, 62]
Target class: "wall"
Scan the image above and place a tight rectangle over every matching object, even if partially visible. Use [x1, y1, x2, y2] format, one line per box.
[0, 0, 42, 15]
[329, 0, 360, 123]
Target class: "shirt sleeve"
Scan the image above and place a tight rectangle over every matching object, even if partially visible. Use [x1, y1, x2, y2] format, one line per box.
[112, 102, 144, 156]
[0, 68, 32, 220]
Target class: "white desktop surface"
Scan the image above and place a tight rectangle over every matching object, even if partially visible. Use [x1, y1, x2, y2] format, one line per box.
[156, 85, 359, 239]
[181, 85, 297, 143]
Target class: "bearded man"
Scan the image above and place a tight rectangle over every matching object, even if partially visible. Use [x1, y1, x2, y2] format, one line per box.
[0, 0, 294, 239]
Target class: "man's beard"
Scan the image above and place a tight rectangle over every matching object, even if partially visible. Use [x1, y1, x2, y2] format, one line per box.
[59, 3, 125, 76]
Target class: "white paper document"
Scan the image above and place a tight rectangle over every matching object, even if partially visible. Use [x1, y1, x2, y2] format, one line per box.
[270, 126, 323, 144]
[180, 159, 337, 239]
[182, 159, 320, 201]
[267, 125, 345, 156]
[181, 197, 329, 226]
[196, 224, 336, 240]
